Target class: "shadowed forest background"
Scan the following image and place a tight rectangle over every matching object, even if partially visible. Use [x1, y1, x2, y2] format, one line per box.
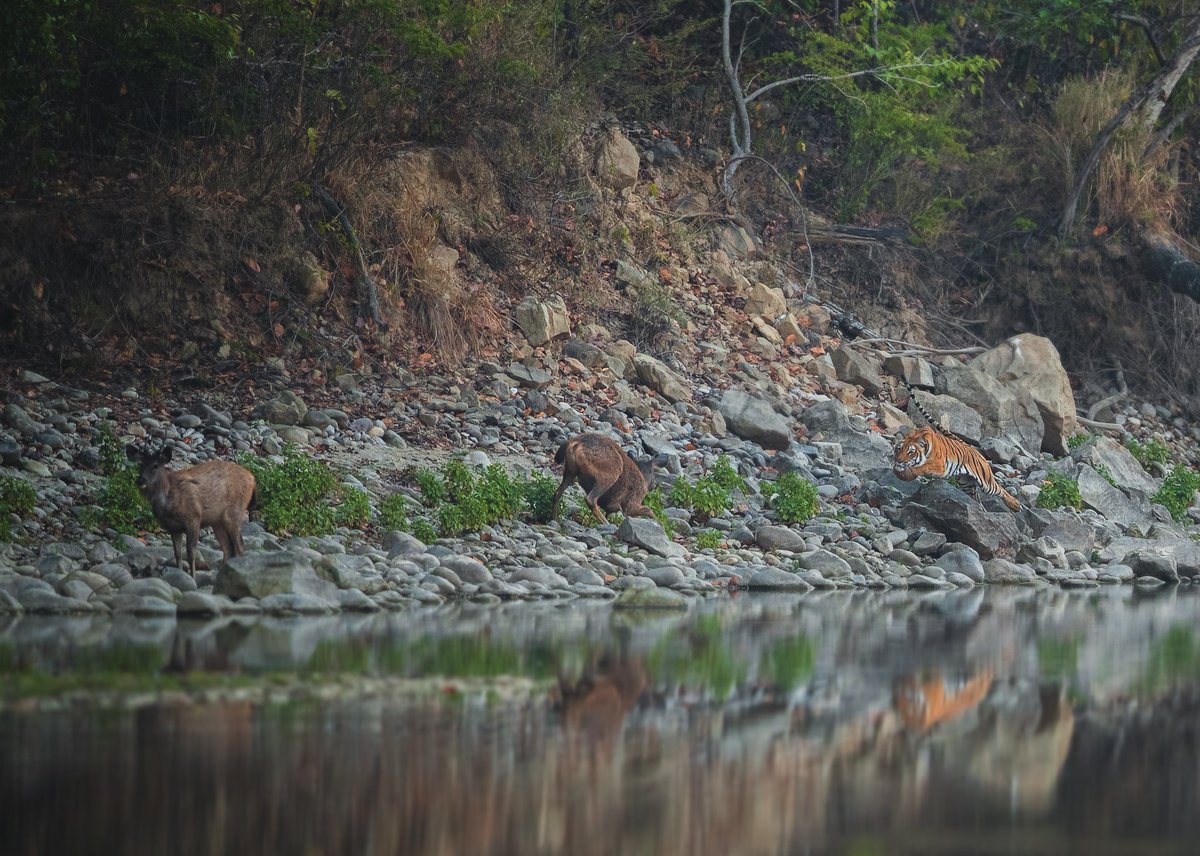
[3, 0, 1200, 408]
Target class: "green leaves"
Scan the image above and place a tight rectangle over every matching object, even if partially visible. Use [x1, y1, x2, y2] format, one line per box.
[1152, 466, 1200, 522]
[1037, 470, 1083, 510]
[0, 473, 36, 542]
[770, 472, 820, 524]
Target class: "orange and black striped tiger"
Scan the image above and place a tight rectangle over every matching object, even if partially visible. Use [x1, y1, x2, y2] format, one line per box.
[893, 427, 1021, 511]
[893, 382, 1021, 511]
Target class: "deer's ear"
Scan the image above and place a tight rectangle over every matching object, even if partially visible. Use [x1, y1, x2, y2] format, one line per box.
[126, 444, 140, 461]
[158, 446, 173, 463]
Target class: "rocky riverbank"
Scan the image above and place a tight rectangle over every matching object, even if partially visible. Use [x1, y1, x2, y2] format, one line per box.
[3, 314, 1200, 618]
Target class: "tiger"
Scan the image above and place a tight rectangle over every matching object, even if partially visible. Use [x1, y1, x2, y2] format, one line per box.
[892, 382, 1022, 511]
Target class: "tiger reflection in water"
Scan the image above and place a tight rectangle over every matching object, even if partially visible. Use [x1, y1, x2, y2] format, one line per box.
[893, 668, 995, 730]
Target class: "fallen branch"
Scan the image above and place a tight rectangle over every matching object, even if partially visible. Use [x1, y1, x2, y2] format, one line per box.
[1086, 361, 1127, 421]
[1076, 415, 1129, 436]
[844, 337, 986, 357]
[312, 181, 387, 329]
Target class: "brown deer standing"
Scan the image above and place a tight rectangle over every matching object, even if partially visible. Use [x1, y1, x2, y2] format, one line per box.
[126, 443, 257, 575]
[551, 433, 669, 524]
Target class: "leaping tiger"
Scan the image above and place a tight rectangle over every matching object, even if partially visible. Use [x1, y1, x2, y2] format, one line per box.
[892, 381, 1021, 511]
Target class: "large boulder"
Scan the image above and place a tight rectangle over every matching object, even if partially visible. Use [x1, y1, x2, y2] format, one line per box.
[514, 295, 571, 346]
[719, 389, 792, 450]
[899, 481, 1021, 559]
[937, 364, 1044, 453]
[1073, 464, 1157, 531]
[1070, 436, 1159, 494]
[1019, 507, 1096, 556]
[215, 551, 338, 605]
[616, 517, 686, 558]
[633, 354, 691, 404]
[595, 128, 639, 190]
[906, 390, 983, 443]
[744, 283, 786, 318]
[252, 390, 307, 426]
[970, 334, 1076, 454]
[800, 399, 892, 470]
[831, 348, 886, 396]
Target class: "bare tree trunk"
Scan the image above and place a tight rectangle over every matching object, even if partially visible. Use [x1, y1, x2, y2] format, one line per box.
[312, 182, 387, 329]
[721, 0, 752, 198]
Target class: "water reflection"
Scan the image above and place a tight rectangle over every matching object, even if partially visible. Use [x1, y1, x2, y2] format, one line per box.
[3, 588, 1200, 855]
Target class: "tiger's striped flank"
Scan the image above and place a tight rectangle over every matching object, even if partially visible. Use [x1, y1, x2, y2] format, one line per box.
[893, 426, 1021, 511]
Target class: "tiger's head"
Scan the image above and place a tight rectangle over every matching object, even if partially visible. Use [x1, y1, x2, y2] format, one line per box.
[892, 426, 936, 481]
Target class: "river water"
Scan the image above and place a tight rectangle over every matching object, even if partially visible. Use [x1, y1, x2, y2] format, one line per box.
[3, 587, 1199, 855]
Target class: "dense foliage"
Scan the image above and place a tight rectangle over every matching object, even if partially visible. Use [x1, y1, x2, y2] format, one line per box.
[0, 473, 37, 541]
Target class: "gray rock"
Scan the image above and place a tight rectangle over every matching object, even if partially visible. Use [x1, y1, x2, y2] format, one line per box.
[970, 334, 1076, 454]
[1070, 436, 1159, 494]
[799, 399, 892, 469]
[982, 558, 1039, 584]
[337, 587, 382, 611]
[176, 591, 226, 616]
[633, 354, 690, 403]
[830, 348, 886, 395]
[719, 389, 791, 450]
[612, 586, 688, 609]
[1074, 464, 1156, 530]
[908, 574, 953, 589]
[1127, 552, 1180, 584]
[938, 364, 1044, 453]
[746, 566, 813, 591]
[617, 517, 686, 558]
[383, 530, 427, 557]
[110, 594, 174, 615]
[1019, 508, 1096, 556]
[510, 565, 568, 588]
[906, 391, 983, 443]
[755, 525, 808, 552]
[121, 577, 178, 602]
[595, 128, 639, 190]
[506, 364, 553, 389]
[215, 551, 337, 604]
[0, 436, 20, 465]
[643, 564, 686, 588]
[561, 565, 605, 586]
[3, 403, 42, 438]
[932, 549, 985, 583]
[438, 555, 494, 584]
[259, 592, 336, 615]
[795, 549, 853, 579]
[900, 481, 1021, 559]
[18, 588, 90, 613]
[514, 295, 571, 347]
[252, 390, 307, 425]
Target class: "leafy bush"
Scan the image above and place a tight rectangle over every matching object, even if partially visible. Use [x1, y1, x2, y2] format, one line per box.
[407, 459, 554, 536]
[642, 487, 673, 538]
[379, 493, 412, 532]
[336, 487, 372, 529]
[86, 424, 154, 535]
[770, 473, 820, 524]
[696, 529, 722, 550]
[1067, 433, 1089, 449]
[522, 471, 558, 524]
[667, 456, 747, 522]
[1095, 462, 1118, 489]
[1127, 437, 1171, 472]
[0, 473, 37, 541]
[1037, 471, 1083, 510]
[1152, 466, 1200, 522]
[237, 444, 364, 536]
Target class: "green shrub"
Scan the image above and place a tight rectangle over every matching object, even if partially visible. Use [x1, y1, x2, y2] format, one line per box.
[407, 459, 555, 536]
[1127, 437, 1171, 472]
[336, 486, 372, 528]
[522, 471, 558, 524]
[667, 456, 747, 522]
[696, 529, 722, 550]
[0, 473, 37, 541]
[1152, 465, 1200, 522]
[238, 444, 341, 535]
[1095, 462, 1118, 489]
[412, 519, 439, 544]
[1067, 433, 1089, 449]
[1037, 471, 1083, 510]
[642, 487, 674, 538]
[86, 424, 155, 535]
[771, 472, 820, 524]
[379, 493, 412, 531]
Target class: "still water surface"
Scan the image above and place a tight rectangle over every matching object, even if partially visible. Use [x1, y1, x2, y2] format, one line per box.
[3, 588, 1200, 855]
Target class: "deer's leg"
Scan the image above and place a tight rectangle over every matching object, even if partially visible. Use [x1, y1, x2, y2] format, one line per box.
[185, 524, 202, 575]
[585, 474, 620, 525]
[551, 473, 576, 520]
[170, 532, 186, 571]
[213, 523, 234, 562]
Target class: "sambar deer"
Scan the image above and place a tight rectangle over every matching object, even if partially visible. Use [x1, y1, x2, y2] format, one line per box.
[551, 433, 669, 524]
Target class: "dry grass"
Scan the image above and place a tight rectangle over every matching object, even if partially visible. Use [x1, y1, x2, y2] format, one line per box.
[1048, 68, 1179, 232]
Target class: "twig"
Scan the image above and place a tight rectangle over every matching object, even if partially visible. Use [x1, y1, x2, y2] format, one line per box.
[843, 337, 986, 356]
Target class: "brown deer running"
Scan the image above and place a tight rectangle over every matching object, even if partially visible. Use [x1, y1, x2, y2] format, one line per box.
[551, 433, 669, 524]
[126, 443, 257, 575]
